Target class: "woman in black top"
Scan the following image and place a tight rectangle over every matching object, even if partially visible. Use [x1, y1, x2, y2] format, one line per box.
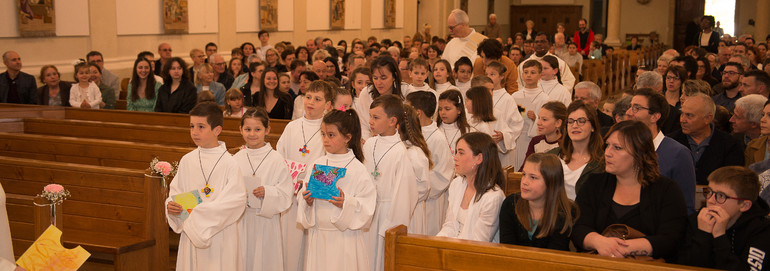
[255, 68, 293, 119]
[499, 153, 578, 251]
[572, 120, 687, 261]
[155, 57, 197, 114]
[36, 65, 71, 107]
[240, 61, 266, 107]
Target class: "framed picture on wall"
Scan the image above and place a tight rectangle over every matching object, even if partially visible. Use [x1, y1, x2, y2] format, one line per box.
[384, 0, 396, 28]
[163, 0, 189, 34]
[260, 0, 278, 31]
[17, 0, 56, 37]
[331, 0, 345, 30]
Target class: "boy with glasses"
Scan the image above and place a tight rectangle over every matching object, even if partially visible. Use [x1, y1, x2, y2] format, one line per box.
[678, 166, 770, 270]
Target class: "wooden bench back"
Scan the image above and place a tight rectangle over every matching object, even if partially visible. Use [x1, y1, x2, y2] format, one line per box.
[1, 156, 167, 268]
[384, 225, 714, 270]
[0, 132, 192, 169]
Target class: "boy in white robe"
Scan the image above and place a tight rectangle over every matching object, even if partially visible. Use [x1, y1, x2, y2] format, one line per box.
[485, 61, 524, 169]
[234, 107, 293, 271]
[512, 60, 549, 170]
[406, 91, 455, 235]
[166, 102, 247, 271]
[453, 57, 474, 95]
[276, 81, 333, 271]
[404, 58, 436, 97]
[364, 95, 418, 271]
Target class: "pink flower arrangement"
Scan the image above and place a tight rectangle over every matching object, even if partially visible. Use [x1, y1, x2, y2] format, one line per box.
[44, 184, 64, 193]
[148, 157, 178, 178]
[38, 183, 70, 205]
[154, 161, 173, 176]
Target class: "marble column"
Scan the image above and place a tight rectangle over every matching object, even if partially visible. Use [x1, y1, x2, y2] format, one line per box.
[755, 0, 770, 45]
[605, 0, 622, 47]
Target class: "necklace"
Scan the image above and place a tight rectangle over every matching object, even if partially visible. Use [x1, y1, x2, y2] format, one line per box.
[371, 138, 401, 180]
[199, 149, 228, 197]
[493, 91, 505, 107]
[442, 126, 460, 154]
[540, 81, 558, 96]
[299, 121, 321, 157]
[246, 147, 271, 176]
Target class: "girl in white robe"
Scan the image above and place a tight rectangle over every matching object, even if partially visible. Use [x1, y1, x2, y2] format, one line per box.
[539, 56, 572, 106]
[466, 86, 516, 169]
[437, 132, 505, 242]
[166, 141, 247, 271]
[276, 81, 333, 271]
[400, 105, 433, 235]
[432, 60, 460, 97]
[298, 109, 376, 271]
[234, 108, 293, 271]
[436, 90, 471, 155]
[364, 95, 418, 271]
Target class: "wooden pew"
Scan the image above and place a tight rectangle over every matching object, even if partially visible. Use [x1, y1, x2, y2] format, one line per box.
[0, 132, 191, 169]
[1, 156, 167, 270]
[504, 171, 522, 196]
[384, 225, 714, 270]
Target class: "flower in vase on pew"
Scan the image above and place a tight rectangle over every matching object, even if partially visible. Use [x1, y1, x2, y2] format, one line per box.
[148, 157, 178, 178]
[38, 184, 70, 205]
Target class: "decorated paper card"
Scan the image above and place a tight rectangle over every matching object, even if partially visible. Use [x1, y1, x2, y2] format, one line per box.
[16, 225, 90, 271]
[285, 159, 308, 194]
[173, 189, 203, 222]
[307, 164, 346, 200]
[244, 175, 263, 208]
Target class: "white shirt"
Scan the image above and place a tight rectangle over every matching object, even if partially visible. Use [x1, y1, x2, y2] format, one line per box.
[517, 52, 576, 90]
[561, 159, 587, 200]
[442, 29, 487, 69]
[654, 130, 665, 150]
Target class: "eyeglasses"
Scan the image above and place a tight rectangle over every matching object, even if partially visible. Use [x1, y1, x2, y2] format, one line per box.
[448, 24, 458, 31]
[567, 117, 588, 126]
[160, 49, 172, 52]
[665, 75, 681, 81]
[722, 71, 742, 76]
[704, 190, 749, 204]
[629, 104, 651, 113]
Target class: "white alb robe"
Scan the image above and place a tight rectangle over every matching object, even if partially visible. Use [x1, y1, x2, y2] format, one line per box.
[434, 81, 460, 96]
[291, 94, 305, 120]
[297, 150, 376, 271]
[404, 84, 435, 98]
[405, 143, 431, 235]
[422, 123, 455, 235]
[438, 122, 463, 155]
[354, 84, 409, 140]
[455, 80, 471, 95]
[362, 133, 417, 271]
[512, 87, 549, 169]
[442, 28, 487, 69]
[233, 143, 293, 271]
[517, 52, 576, 90]
[0, 183, 13, 269]
[166, 142, 247, 271]
[539, 79, 572, 106]
[436, 177, 505, 242]
[276, 117, 325, 271]
[492, 88, 524, 169]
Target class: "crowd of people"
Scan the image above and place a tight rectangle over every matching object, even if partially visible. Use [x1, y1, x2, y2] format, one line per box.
[2, 8, 770, 271]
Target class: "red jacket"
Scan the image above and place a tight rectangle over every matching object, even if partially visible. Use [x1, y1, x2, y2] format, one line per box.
[573, 30, 595, 55]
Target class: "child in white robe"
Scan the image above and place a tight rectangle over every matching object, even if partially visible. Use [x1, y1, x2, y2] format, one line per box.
[298, 109, 376, 271]
[276, 80, 333, 271]
[512, 60, 549, 170]
[466, 86, 517, 169]
[404, 58, 437, 98]
[485, 61, 524, 169]
[166, 102, 247, 271]
[453, 57, 474, 95]
[400, 105, 433, 235]
[364, 95, 418, 271]
[406, 91, 456, 236]
[234, 107, 293, 271]
[432, 60, 460, 97]
[437, 132, 505, 242]
[436, 90, 471, 155]
[539, 55, 572, 106]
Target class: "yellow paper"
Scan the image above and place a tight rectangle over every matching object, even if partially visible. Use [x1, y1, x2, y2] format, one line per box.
[16, 225, 90, 271]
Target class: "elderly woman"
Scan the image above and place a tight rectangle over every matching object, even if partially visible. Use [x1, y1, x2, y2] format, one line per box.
[572, 120, 688, 261]
[36, 65, 72, 106]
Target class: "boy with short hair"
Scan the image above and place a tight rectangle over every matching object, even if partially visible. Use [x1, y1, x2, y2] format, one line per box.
[470, 75, 494, 91]
[166, 102, 247, 270]
[453, 57, 474, 94]
[483, 61, 524, 170]
[511, 60, 548, 169]
[678, 166, 770, 270]
[405, 58, 436, 96]
[405, 91, 455, 236]
[255, 30, 273, 60]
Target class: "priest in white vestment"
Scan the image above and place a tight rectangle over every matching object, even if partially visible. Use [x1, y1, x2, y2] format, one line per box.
[442, 9, 487, 69]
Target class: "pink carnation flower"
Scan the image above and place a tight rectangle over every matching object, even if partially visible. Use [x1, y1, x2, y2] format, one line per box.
[155, 162, 173, 176]
[44, 184, 64, 193]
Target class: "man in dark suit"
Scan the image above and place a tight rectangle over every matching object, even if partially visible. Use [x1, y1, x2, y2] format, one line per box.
[672, 93, 744, 185]
[626, 88, 697, 214]
[0, 51, 37, 104]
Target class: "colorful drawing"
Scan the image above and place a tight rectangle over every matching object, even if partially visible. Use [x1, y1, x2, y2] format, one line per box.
[285, 159, 308, 194]
[17, 0, 56, 37]
[330, 0, 345, 30]
[163, 0, 189, 34]
[16, 225, 90, 271]
[307, 164, 346, 201]
[173, 189, 203, 221]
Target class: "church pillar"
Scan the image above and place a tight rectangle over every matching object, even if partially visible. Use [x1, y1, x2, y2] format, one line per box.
[755, 0, 770, 44]
[604, 0, 622, 47]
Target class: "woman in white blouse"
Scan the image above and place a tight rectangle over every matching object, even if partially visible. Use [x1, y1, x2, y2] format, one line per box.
[437, 132, 506, 242]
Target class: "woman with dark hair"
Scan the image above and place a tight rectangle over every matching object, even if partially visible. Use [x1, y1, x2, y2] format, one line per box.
[240, 61, 267, 107]
[437, 132, 506, 242]
[572, 120, 688, 261]
[88, 63, 116, 109]
[664, 65, 688, 108]
[295, 46, 310, 64]
[337, 39, 348, 55]
[256, 68, 293, 119]
[154, 57, 197, 113]
[127, 58, 161, 111]
[427, 45, 442, 66]
[548, 100, 605, 200]
[36, 65, 71, 107]
[695, 57, 719, 87]
[323, 56, 341, 81]
[354, 55, 407, 139]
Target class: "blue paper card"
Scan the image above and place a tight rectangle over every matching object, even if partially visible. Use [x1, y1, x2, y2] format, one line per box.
[306, 164, 346, 200]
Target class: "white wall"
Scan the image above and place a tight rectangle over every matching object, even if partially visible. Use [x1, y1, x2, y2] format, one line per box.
[0, 0, 90, 37]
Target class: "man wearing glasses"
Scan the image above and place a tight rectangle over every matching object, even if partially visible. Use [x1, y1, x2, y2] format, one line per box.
[442, 9, 486, 69]
[678, 166, 770, 270]
[713, 62, 744, 113]
[626, 88, 697, 215]
[209, 54, 233, 89]
[155, 43, 173, 76]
